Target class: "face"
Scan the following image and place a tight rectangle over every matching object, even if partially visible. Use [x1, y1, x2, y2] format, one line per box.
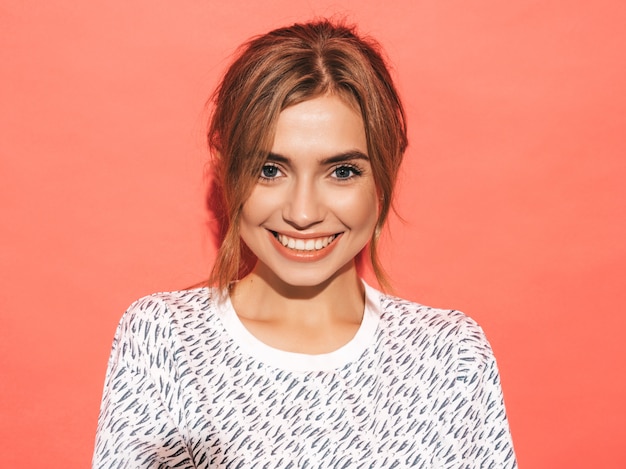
[239, 94, 379, 288]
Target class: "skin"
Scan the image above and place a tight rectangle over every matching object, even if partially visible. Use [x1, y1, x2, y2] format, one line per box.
[230, 94, 379, 354]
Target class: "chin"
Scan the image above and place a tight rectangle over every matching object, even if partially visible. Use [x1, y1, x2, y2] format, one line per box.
[277, 273, 333, 288]
[257, 258, 357, 291]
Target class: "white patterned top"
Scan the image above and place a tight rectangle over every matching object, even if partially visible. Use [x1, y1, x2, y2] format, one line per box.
[93, 282, 516, 468]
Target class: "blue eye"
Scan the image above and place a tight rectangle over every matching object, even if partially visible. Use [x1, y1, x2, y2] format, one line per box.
[260, 164, 281, 179]
[332, 165, 361, 179]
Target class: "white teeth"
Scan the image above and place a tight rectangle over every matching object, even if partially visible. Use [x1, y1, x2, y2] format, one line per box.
[275, 233, 337, 251]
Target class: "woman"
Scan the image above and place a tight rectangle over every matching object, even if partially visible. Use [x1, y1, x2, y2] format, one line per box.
[93, 20, 516, 468]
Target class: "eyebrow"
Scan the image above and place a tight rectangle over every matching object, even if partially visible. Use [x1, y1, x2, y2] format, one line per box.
[266, 150, 369, 165]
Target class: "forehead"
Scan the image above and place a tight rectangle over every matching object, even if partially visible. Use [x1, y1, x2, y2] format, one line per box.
[272, 95, 368, 158]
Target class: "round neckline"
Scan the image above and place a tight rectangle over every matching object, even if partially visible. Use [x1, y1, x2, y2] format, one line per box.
[213, 281, 382, 372]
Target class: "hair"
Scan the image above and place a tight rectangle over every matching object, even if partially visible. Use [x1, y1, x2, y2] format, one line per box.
[207, 19, 408, 290]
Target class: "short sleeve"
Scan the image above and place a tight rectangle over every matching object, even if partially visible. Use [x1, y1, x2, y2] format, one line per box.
[92, 297, 195, 469]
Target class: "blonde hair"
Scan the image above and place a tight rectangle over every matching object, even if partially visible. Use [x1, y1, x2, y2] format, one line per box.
[207, 19, 407, 290]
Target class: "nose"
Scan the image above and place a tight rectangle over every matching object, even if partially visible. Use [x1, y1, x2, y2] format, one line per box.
[282, 178, 325, 229]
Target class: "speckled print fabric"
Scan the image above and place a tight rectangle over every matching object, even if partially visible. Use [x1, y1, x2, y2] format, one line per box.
[93, 283, 516, 468]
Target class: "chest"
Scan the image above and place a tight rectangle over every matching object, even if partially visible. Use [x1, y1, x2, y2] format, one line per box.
[176, 347, 460, 467]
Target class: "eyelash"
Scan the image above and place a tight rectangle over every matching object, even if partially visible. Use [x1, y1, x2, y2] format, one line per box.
[258, 162, 364, 182]
[259, 163, 282, 182]
[331, 164, 363, 180]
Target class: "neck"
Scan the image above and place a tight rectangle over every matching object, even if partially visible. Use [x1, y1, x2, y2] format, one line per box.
[230, 261, 365, 326]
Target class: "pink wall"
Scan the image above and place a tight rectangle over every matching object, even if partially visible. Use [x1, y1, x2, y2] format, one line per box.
[2, 1, 625, 467]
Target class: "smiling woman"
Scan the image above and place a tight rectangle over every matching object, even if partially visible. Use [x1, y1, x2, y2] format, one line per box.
[92, 20, 517, 468]
[238, 95, 378, 290]
[207, 21, 407, 293]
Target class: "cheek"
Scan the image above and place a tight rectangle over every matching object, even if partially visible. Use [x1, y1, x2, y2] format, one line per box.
[240, 187, 273, 225]
[334, 186, 379, 231]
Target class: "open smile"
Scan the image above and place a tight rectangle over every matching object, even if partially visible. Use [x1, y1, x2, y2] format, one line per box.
[270, 231, 340, 252]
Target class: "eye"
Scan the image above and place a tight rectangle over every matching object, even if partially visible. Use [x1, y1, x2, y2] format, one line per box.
[260, 164, 282, 180]
[331, 164, 362, 180]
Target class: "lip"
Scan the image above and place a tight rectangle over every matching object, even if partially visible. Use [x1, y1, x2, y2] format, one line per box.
[267, 229, 342, 262]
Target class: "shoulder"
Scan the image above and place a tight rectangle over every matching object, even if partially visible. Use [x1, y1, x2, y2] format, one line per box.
[122, 287, 212, 319]
[377, 291, 486, 343]
[374, 291, 502, 394]
[117, 288, 214, 335]
[110, 288, 219, 367]
[373, 289, 496, 372]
